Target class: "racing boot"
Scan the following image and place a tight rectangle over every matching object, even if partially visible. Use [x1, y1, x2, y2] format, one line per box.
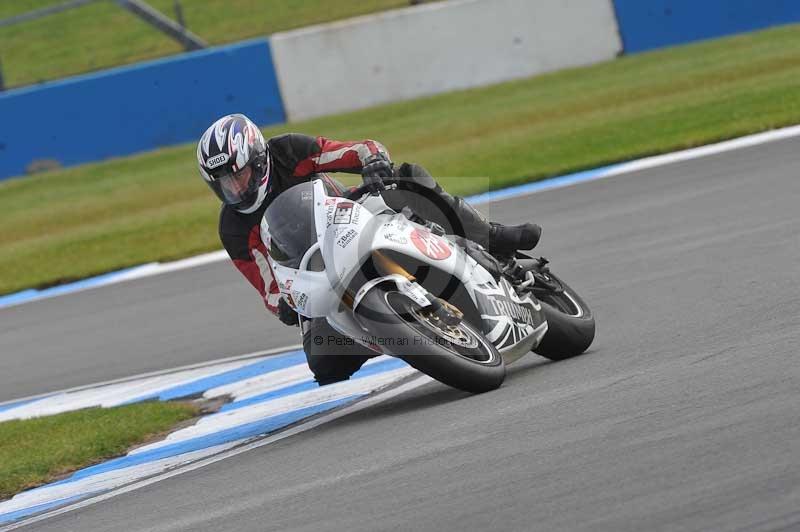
[488, 222, 541, 256]
[451, 196, 541, 256]
[388, 164, 541, 255]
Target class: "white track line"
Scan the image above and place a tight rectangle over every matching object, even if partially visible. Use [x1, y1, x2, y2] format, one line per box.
[599, 124, 800, 176]
[3, 123, 800, 310]
[0, 374, 432, 532]
[0, 345, 302, 410]
[7, 124, 798, 526]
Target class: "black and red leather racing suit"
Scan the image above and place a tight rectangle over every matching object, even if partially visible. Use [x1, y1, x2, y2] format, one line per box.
[219, 133, 394, 316]
[219, 133, 492, 383]
[220, 133, 491, 316]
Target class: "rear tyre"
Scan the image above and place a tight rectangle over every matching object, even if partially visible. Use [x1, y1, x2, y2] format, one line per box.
[532, 272, 595, 360]
[355, 286, 505, 393]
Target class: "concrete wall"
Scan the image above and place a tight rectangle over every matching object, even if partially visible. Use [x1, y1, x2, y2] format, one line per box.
[613, 0, 800, 53]
[0, 39, 284, 181]
[7, 0, 798, 181]
[270, 0, 622, 121]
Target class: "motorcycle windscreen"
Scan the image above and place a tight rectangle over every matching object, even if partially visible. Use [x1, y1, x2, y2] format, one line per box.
[263, 182, 317, 269]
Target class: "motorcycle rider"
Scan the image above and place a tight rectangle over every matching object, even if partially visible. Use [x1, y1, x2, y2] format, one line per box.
[197, 114, 540, 385]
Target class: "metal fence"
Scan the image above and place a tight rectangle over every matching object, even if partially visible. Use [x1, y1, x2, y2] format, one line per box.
[0, 0, 430, 92]
[0, 0, 205, 91]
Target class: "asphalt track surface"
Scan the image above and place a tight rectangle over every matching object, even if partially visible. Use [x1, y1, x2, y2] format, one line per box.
[3, 137, 800, 530]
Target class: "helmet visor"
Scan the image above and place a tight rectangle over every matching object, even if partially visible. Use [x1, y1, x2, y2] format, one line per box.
[216, 166, 255, 205]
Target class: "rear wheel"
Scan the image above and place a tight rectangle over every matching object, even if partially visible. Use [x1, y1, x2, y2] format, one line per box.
[532, 271, 595, 360]
[355, 286, 505, 393]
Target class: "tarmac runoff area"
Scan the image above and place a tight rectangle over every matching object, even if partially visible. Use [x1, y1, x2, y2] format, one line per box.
[0, 350, 427, 526]
[0, 125, 799, 530]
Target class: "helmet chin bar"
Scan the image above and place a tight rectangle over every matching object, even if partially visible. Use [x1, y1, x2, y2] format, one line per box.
[225, 151, 269, 212]
[235, 173, 269, 213]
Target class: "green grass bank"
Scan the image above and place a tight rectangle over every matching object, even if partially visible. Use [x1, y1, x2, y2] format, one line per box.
[0, 0, 413, 89]
[1, 25, 800, 295]
[0, 402, 198, 500]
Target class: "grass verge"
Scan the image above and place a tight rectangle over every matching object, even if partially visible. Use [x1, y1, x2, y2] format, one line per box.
[2, 25, 800, 294]
[0, 402, 198, 500]
[0, 0, 412, 88]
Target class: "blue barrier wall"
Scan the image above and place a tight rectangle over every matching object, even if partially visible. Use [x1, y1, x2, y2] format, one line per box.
[0, 39, 285, 181]
[613, 0, 800, 53]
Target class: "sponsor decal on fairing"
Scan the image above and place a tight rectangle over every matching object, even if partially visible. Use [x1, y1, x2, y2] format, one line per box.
[279, 279, 293, 293]
[486, 295, 535, 325]
[333, 202, 354, 224]
[410, 228, 451, 260]
[383, 232, 408, 245]
[325, 204, 335, 226]
[473, 279, 541, 349]
[337, 228, 358, 248]
[292, 290, 309, 310]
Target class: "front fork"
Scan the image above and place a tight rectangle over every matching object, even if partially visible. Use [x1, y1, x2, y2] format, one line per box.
[352, 251, 463, 326]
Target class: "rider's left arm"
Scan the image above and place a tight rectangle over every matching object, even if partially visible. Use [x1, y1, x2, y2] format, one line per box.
[291, 136, 390, 177]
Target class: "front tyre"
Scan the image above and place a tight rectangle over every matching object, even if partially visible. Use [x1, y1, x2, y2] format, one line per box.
[355, 286, 505, 393]
[532, 272, 595, 360]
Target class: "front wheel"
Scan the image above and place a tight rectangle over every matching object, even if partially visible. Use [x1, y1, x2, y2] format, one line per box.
[355, 286, 505, 393]
[532, 271, 595, 360]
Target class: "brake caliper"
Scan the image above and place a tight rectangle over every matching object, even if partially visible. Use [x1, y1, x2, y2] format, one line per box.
[422, 297, 463, 327]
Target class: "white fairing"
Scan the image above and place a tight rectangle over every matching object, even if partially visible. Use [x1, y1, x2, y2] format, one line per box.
[265, 180, 547, 363]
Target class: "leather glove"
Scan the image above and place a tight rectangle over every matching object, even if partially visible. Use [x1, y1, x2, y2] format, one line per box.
[277, 297, 299, 327]
[361, 153, 393, 193]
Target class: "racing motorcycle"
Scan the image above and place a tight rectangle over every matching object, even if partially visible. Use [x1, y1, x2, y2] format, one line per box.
[263, 178, 595, 393]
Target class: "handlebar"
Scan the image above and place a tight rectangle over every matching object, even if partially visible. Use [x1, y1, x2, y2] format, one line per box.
[344, 181, 398, 202]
